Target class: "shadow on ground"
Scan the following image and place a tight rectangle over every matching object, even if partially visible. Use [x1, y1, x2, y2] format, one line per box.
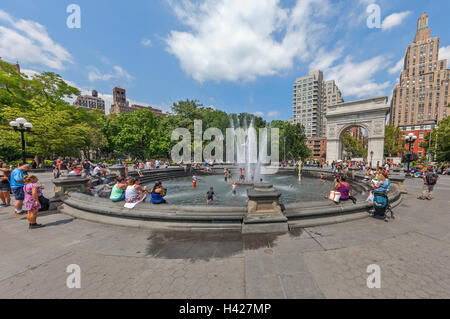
[145, 228, 307, 261]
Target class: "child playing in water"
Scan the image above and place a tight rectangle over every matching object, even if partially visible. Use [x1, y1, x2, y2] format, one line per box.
[320, 174, 326, 183]
[231, 182, 237, 196]
[224, 169, 228, 183]
[206, 187, 216, 205]
[192, 174, 198, 188]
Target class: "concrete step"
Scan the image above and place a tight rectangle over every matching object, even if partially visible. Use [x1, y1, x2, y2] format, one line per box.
[288, 211, 370, 229]
[59, 204, 242, 232]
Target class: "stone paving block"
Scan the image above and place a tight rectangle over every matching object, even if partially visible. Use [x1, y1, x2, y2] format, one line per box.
[279, 273, 324, 299]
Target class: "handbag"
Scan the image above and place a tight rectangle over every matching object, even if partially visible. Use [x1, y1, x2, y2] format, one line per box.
[38, 196, 50, 212]
[329, 191, 341, 203]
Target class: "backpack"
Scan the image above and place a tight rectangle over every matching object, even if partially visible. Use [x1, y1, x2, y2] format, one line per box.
[426, 173, 438, 186]
[38, 196, 50, 212]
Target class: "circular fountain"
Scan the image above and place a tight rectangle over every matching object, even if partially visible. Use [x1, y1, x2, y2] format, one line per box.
[55, 117, 404, 233]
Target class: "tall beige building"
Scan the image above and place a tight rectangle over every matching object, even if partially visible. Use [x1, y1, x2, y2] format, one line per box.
[292, 71, 343, 138]
[322, 80, 344, 136]
[390, 13, 449, 131]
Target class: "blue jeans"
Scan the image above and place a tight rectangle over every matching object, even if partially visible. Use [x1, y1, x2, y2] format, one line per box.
[112, 192, 126, 202]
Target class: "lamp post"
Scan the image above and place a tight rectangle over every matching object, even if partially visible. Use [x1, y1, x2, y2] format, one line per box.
[9, 118, 33, 164]
[404, 133, 417, 178]
[370, 151, 374, 169]
[434, 126, 439, 162]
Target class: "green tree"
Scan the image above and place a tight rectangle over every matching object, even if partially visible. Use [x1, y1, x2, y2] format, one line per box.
[384, 125, 402, 157]
[0, 60, 104, 163]
[421, 117, 450, 162]
[270, 121, 311, 161]
[100, 110, 168, 160]
[342, 132, 367, 159]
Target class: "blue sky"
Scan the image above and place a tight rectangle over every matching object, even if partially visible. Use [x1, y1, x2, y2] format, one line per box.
[1, 0, 449, 119]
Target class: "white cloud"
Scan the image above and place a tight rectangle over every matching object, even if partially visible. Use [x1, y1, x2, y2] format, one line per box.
[381, 11, 411, 31]
[88, 65, 134, 83]
[267, 111, 279, 118]
[166, 0, 331, 82]
[0, 9, 72, 70]
[20, 68, 39, 78]
[388, 58, 404, 75]
[309, 47, 343, 71]
[325, 55, 391, 98]
[253, 111, 264, 117]
[439, 45, 450, 61]
[141, 38, 152, 46]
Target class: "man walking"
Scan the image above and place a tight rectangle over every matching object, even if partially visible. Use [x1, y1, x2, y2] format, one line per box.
[418, 166, 439, 200]
[10, 163, 30, 216]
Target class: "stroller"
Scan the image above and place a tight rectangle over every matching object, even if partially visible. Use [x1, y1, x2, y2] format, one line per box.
[372, 192, 394, 221]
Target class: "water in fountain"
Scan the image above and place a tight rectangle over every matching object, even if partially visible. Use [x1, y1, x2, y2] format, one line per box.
[229, 116, 265, 183]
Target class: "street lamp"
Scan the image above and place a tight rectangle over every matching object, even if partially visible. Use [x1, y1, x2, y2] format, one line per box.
[9, 117, 33, 164]
[370, 151, 374, 169]
[404, 133, 417, 178]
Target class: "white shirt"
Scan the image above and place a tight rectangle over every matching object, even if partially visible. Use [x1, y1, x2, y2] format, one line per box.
[125, 186, 139, 203]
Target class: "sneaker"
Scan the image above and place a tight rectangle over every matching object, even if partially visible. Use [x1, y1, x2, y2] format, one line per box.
[14, 210, 26, 216]
[29, 224, 45, 229]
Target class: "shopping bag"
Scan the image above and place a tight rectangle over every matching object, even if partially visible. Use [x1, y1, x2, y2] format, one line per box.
[329, 191, 341, 203]
[124, 194, 147, 209]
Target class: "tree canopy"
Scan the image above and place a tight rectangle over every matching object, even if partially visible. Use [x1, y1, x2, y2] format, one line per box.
[1, 62, 311, 164]
[342, 132, 367, 159]
[384, 125, 403, 157]
[421, 117, 450, 162]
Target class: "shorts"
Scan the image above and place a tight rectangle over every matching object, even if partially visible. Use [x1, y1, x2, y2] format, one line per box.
[12, 187, 25, 201]
[0, 182, 10, 192]
[232, 190, 236, 195]
[112, 192, 126, 203]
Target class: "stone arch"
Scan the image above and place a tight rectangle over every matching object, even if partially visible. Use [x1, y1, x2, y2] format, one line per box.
[326, 97, 390, 167]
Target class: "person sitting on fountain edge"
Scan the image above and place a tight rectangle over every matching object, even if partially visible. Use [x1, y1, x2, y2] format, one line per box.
[335, 177, 357, 204]
[150, 181, 167, 205]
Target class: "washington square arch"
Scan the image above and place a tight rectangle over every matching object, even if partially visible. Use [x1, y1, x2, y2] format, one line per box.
[326, 96, 390, 167]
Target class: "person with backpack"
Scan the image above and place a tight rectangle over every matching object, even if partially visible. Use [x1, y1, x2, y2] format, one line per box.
[418, 167, 439, 200]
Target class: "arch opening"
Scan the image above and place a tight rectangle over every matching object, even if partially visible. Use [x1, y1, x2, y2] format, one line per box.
[338, 125, 369, 161]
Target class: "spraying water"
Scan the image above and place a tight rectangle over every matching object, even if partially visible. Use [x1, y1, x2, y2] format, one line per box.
[228, 116, 267, 183]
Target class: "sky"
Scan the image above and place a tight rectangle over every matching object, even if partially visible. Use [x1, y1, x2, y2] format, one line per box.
[1, 0, 449, 120]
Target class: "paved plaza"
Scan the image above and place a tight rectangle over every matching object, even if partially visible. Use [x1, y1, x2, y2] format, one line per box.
[0, 172, 449, 299]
